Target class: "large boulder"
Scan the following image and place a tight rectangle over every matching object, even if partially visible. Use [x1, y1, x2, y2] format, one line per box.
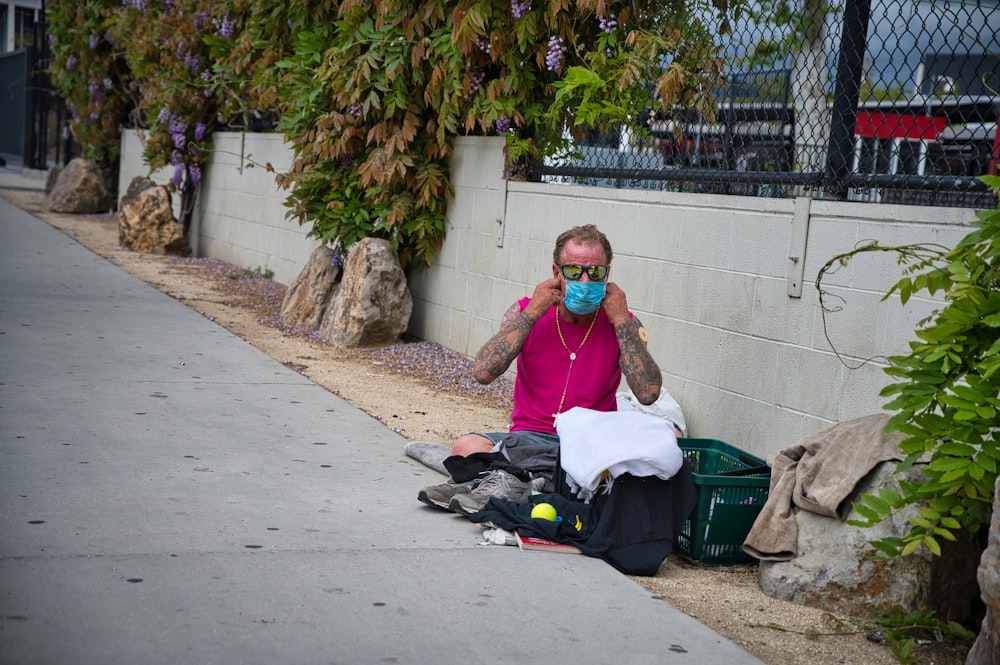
[46, 158, 113, 213]
[278, 244, 342, 330]
[117, 176, 189, 256]
[759, 462, 982, 623]
[967, 474, 1000, 665]
[45, 165, 62, 195]
[319, 237, 412, 347]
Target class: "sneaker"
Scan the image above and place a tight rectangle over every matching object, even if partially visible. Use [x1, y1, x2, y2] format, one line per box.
[418, 480, 474, 510]
[448, 469, 533, 517]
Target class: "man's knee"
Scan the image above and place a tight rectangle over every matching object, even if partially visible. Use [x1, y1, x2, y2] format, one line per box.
[451, 434, 495, 457]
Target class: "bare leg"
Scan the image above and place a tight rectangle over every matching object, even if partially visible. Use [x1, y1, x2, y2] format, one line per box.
[451, 433, 496, 457]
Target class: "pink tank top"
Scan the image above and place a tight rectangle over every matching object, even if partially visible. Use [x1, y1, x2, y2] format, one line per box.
[509, 298, 624, 434]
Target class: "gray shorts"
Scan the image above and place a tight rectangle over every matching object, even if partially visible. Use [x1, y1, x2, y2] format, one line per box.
[472, 430, 559, 461]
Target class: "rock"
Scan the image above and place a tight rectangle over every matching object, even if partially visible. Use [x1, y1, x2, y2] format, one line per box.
[967, 474, 1000, 664]
[278, 244, 342, 330]
[319, 237, 412, 347]
[120, 175, 158, 204]
[45, 165, 62, 195]
[46, 158, 113, 213]
[759, 462, 982, 623]
[117, 180, 189, 256]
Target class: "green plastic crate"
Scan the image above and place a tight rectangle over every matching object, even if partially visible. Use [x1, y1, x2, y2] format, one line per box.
[675, 438, 770, 565]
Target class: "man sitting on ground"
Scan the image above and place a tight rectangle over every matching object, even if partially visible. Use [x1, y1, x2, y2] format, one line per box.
[418, 224, 663, 515]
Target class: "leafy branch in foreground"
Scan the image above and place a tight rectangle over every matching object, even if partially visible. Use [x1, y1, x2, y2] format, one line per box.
[814, 240, 950, 369]
[841, 176, 1000, 558]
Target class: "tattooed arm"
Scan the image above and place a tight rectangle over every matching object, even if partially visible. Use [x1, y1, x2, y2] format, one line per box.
[615, 316, 662, 404]
[603, 282, 662, 405]
[473, 277, 562, 384]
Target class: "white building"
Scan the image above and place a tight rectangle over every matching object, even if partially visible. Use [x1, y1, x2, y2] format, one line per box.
[1, 0, 43, 53]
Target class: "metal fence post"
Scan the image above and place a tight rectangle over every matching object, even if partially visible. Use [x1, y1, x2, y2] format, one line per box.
[21, 46, 36, 168]
[823, 0, 871, 199]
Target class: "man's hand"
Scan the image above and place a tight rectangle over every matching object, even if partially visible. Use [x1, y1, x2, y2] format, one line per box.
[524, 276, 562, 321]
[602, 282, 629, 326]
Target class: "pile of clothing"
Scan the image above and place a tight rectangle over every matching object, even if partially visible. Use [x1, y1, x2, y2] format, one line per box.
[430, 407, 697, 576]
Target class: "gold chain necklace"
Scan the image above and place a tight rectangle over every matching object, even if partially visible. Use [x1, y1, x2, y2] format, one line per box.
[553, 309, 599, 420]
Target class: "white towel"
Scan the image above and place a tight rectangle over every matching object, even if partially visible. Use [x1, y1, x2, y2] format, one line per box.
[555, 406, 684, 494]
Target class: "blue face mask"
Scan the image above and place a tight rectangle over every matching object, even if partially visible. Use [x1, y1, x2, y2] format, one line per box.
[563, 280, 606, 315]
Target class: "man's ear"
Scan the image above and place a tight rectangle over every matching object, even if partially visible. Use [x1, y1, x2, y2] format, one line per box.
[551, 263, 560, 279]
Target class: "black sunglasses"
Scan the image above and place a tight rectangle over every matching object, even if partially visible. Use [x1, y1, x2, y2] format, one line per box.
[558, 264, 609, 281]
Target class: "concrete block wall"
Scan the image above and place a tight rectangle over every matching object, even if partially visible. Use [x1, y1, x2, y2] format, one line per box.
[119, 130, 314, 285]
[120, 131, 974, 459]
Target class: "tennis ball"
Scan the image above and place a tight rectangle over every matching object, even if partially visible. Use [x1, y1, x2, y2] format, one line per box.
[531, 502, 558, 521]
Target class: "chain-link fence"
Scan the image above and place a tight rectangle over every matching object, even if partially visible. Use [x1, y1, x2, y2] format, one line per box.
[533, 0, 1000, 209]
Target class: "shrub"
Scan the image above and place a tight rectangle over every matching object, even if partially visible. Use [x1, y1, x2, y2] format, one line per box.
[847, 176, 1000, 557]
[48, 0, 734, 266]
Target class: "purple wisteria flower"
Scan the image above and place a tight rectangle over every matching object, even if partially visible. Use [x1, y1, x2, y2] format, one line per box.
[545, 36, 566, 72]
[48, 34, 55, 47]
[89, 35, 99, 50]
[172, 164, 184, 187]
[65, 55, 77, 71]
[599, 13, 617, 33]
[330, 250, 345, 269]
[189, 164, 202, 187]
[467, 69, 484, 99]
[170, 116, 187, 149]
[214, 15, 235, 39]
[194, 123, 207, 141]
[511, 0, 530, 19]
[157, 106, 171, 124]
[338, 151, 357, 171]
[194, 12, 208, 30]
[495, 116, 511, 134]
[348, 103, 363, 118]
[184, 53, 202, 74]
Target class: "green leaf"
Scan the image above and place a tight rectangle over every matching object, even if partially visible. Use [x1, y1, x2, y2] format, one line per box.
[851, 502, 882, 523]
[933, 527, 958, 541]
[928, 457, 971, 472]
[937, 441, 977, 456]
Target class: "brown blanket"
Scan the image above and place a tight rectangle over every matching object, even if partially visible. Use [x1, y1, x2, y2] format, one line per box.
[741, 413, 906, 561]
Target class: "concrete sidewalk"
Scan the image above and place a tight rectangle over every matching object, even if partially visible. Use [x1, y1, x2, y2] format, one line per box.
[0, 191, 765, 665]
